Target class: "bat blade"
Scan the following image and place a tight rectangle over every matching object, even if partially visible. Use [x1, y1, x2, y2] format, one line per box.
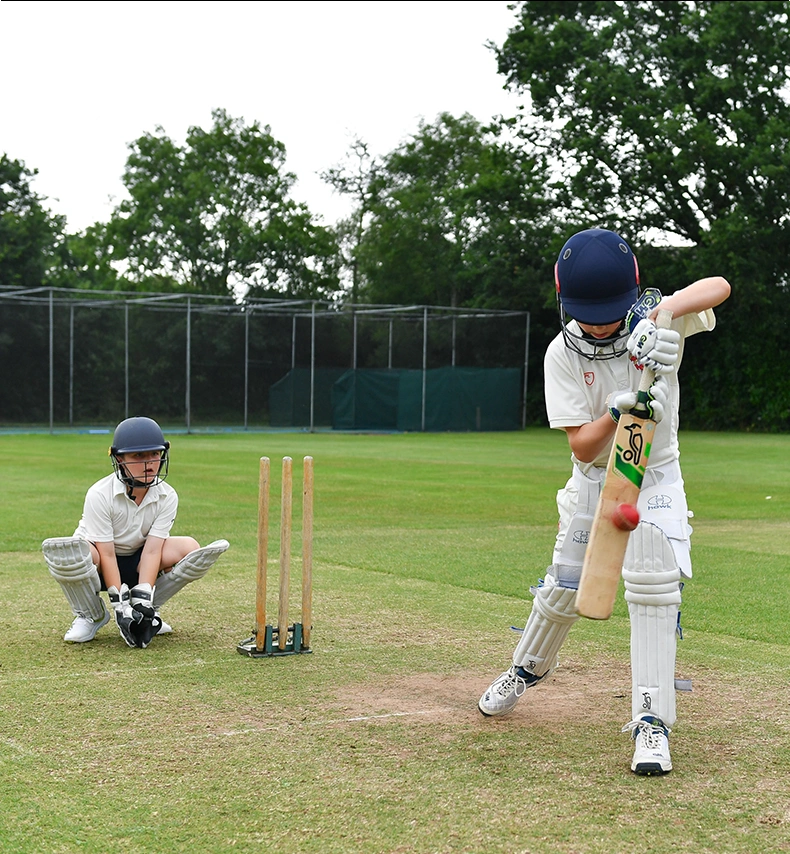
[574, 413, 657, 619]
[575, 308, 673, 620]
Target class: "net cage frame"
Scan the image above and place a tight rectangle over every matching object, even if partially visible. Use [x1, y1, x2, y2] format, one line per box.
[0, 285, 531, 432]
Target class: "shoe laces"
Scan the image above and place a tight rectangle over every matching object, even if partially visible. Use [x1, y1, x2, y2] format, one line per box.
[622, 716, 671, 747]
[495, 668, 529, 698]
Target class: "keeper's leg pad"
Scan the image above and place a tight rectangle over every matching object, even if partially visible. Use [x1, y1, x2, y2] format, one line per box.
[623, 522, 682, 727]
[153, 539, 229, 608]
[42, 536, 106, 621]
[512, 574, 579, 679]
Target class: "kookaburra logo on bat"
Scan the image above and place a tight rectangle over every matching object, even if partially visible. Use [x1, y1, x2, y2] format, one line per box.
[622, 422, 644, 464]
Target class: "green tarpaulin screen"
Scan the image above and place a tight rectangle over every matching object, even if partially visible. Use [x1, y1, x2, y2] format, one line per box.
[331, 367, 522, 431]
[269, 368, 346, 427]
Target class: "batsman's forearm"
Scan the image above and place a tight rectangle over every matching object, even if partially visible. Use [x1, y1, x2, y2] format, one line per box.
[564, 414, 618, 464]
[653, 276, 731, 319]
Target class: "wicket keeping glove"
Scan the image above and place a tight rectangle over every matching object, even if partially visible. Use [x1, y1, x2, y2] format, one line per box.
[130, 583, 156, 620]
[108, 583, 143, 648]
[128, 614, 163, 649]
[627, 318, 680, 374]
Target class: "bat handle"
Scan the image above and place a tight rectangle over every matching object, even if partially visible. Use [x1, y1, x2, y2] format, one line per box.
[633, 308, 673, 411]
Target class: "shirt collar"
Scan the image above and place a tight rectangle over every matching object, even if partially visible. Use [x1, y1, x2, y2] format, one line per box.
[111, 474, 160, 504]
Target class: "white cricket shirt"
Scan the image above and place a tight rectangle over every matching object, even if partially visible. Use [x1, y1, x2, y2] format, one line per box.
[74, 473, 178, 555]
[544, 309, 716, 473]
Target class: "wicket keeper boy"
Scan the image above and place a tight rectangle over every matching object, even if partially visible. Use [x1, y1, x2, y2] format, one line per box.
[42, 416, 229, 648]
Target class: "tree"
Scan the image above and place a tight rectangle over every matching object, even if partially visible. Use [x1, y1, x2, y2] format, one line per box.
[321, 137, 379, 304]
[497, 1, 790, 255]
[107, 109, 340, 298]
[0, 155, 66, 289]
[50, 222, 125, 291]
[344, 112, 559, 311]
[497, 1, 790, 430]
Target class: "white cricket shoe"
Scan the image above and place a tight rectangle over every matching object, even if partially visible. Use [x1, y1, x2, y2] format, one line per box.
[478, 665, 542, 716]
[623, 715, 673, 775]
[64, 607, 111, 642]
[157, 616, 172, 634]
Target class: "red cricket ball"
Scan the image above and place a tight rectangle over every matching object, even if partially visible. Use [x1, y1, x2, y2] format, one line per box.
[612, 502, 640, 531]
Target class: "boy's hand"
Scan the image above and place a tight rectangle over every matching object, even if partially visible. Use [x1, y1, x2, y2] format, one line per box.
[108, 583, 143, 648]
[606, 375, 668, 423]
[129, 615, 163, 649]
[627, 319, 680, 373]
[607, 390, 638, 423]
[645, 374, 669, 422]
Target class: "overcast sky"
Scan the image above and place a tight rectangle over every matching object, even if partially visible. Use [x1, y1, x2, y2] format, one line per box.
[1, 0, 523, 233]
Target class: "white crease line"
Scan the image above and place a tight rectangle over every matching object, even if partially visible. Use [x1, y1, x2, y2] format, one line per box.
[0, 709, 457, 757]
[219, 708, 454, 737]
[340, 710, 439, 722]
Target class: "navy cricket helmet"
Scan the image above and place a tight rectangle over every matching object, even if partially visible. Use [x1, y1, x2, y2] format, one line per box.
[554, 228, 640, 360]
[110, 416, 170, 488]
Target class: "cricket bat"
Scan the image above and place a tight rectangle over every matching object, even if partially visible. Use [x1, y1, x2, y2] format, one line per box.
[575, 308, 673, 620]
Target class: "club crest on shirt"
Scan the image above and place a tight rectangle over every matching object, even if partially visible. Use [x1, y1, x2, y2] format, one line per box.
[583, 371, 594, 386]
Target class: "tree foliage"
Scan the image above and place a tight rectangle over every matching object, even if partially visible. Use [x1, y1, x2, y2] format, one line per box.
[107, 109, 340, 298]
[497, 1, 790, 253]
[321, 138, 379, 304]
[321, 114, 561, 417]
[52, 223, 124, 291]
[0, 155, 66, 289]
[330, 112, 560, 312]
[497, 1, 790, 429]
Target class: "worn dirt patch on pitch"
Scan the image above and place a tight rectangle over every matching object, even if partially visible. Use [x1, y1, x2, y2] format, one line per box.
[319, 652, 789, 734]
[321, 654, 632, 728]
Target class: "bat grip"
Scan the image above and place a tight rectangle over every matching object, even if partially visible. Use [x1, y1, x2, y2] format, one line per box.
[632, 308, 673, 416]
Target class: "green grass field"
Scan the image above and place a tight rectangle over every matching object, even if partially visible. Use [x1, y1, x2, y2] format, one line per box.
[2, 429, 790, 854]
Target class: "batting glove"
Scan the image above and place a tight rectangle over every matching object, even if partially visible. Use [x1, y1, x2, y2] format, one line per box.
[606, 390, 638, 423]
[606, 375, 669, 423]
[627, 319, 680, 374]
[645, 374, 669, 423]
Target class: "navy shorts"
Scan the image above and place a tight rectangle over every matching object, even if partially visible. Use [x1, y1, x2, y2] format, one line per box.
[97, 547, 144, 590]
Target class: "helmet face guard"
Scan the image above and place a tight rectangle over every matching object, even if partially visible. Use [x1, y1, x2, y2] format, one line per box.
[557, 306, 630, 361]
[110, 417, 170, 489]
[554, 228, 640, 361]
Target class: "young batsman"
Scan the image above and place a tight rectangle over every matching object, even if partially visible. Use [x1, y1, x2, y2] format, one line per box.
[42, 416, 229, 648]
[478, 228, 730, 775]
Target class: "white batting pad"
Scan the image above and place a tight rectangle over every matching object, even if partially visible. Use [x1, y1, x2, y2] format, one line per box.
[153, 539, 229, 607]
[42, 536, 106, 621]
[512, 574, 579, 678]
[623, 522, 682, 726]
